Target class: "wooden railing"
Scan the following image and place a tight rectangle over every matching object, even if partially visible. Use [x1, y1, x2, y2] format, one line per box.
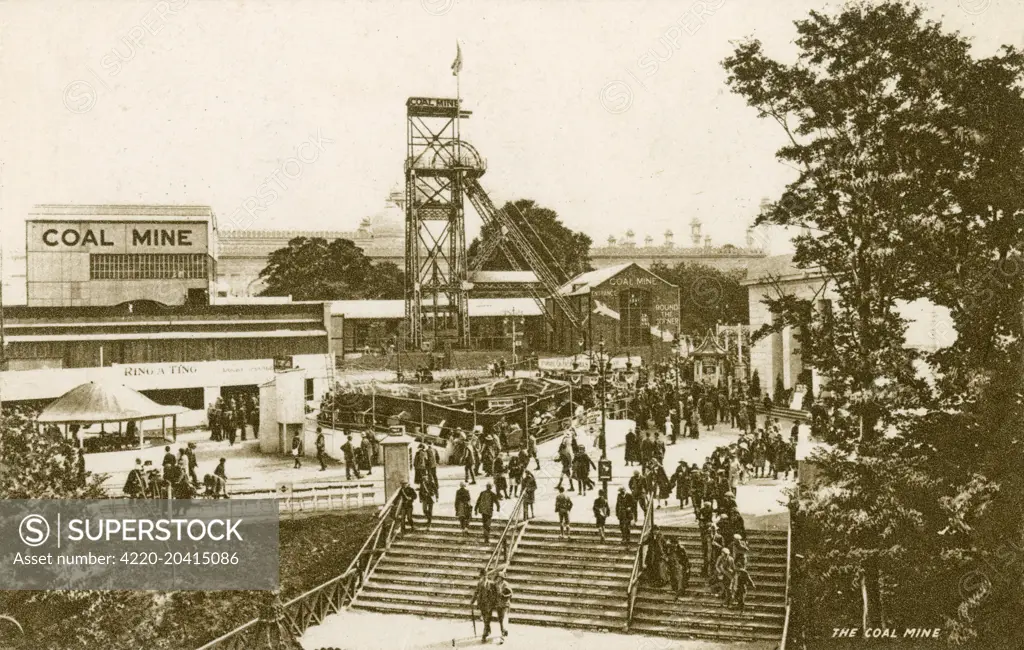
[483, 491, 528, 578]
[624, 494, 655, 630]
[780, 520, 794, 650]
[194, 489, 405, 650]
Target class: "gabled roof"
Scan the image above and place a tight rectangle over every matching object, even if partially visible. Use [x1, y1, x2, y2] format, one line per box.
[558, 263, 676, 297]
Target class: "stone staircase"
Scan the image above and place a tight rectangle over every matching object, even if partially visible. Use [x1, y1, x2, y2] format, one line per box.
[351, 515, 496, 620]
[503, 519, 635, 632]
[349, 514, 788, 645]
[630, 527, 788, 642]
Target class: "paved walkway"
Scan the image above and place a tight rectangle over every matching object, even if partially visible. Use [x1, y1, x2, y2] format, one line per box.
[299, 609, 774, 650]
[87, 416, 792, 530]
[429, 418, 791, 530]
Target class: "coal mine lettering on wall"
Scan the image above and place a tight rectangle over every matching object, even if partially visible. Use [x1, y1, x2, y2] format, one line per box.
[41, 228, 194, 248]
[37, 225, 199, 252]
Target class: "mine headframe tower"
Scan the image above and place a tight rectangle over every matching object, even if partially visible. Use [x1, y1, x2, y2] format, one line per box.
[404, 96, 483, 350]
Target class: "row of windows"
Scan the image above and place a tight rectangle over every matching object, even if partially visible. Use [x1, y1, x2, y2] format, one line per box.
[90, 254, 209, 280]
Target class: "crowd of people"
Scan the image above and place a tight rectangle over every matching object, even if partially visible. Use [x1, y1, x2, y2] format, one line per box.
[207, 393, 260, 445]
[122, 443, 230, 500]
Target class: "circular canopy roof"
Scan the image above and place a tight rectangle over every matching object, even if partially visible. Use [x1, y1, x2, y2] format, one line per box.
[37, 381, 188, 425]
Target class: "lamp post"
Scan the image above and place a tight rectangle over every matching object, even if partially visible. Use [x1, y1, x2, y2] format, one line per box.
[597, 337, 612, 497]
[599, 337, 607, 460]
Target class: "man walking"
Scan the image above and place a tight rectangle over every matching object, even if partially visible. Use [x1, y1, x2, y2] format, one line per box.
[398, 481, 417, 533]
[492, 570, 513, 639]
[360, 432, 374, 475]
[526, 431, 540, 470]
[734, 565, 755, 610]
[715, 547, 737, 606]
[521, 469, 537, 519]
[470, 569, 496, 643]
[455, 482, 473, 533]
[555, 486, 573, 540]
[593, 489, 610, 541]
[674, 539, 691, 598]
[418, 480, 435, 528]
[342, 434, 361, 480]
[474, 483, 500, 543]
[315, 427, 327, 471]
[463, 439, 478, 485]
[573, 448, 596, 496]
[556, 443, 573, 492]
[428, 443, 440, 496]
[616, 486, 637, 546]
[414, 444, 428, 485]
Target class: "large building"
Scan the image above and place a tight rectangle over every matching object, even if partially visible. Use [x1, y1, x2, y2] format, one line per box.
[25, 204, 216, 307]
[0, 302, 334, 409]
[215, 191, 406, 297]
[211, 190, 768, 297]
[744, 254, 956, 401]
[550, 263, 680, 356]
[589, 221, 766, 273]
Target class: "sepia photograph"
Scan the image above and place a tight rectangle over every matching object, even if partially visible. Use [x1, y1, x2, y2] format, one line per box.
[0, 0, 1021, 648]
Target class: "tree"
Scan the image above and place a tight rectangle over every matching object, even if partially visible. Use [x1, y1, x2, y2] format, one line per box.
[749, 370, 762, 397]
[0, 410, 107, 499]
[649, 262, 748, 336]
[258, 237, 405, 301]
[724, 1, 1024, 643]
[467, 199, 592, 282]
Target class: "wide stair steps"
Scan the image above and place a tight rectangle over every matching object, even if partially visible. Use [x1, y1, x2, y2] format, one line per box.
[631, 526, 788, 642]
[351, 515, 496, 620]
[503, 520, 635, 632]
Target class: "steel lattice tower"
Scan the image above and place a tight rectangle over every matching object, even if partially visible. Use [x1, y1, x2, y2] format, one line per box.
[404, 97, 484, 349]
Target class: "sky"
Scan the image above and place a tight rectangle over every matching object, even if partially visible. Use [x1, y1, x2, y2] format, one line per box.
[0, 0, 1022, 272]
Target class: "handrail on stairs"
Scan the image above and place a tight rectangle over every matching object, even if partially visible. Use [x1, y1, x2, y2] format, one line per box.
[780, 519, 794, 650]
[194, 488, 406, 650]
[483, 490, 528, 578]
[624, 494, 655, 630]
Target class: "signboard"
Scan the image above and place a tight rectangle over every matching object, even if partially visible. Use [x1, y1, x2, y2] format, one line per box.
[598, 459, 613, 482]
[27, 221, 210, 254]
[0, 355, 334, 403]
[407, 97, 460, 110]
[488, 398, 516, 409]
[538, 357, 575, 371]
[609, 356, 641, 370]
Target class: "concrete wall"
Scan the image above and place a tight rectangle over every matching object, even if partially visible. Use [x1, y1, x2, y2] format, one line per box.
[26, 219, 211, 307]
[747, 276, 830, 397]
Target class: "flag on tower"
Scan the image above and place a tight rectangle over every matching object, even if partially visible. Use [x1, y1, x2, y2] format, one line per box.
[451, 41, 462, 76]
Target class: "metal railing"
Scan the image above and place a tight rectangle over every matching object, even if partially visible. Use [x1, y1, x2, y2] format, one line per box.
[779, 520, 794, 650]
[194, 489, 405, 650]
[624, 493, 655, 629]
[483, 491, 528, 578]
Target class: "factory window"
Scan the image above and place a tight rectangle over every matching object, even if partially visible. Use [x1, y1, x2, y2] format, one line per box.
[90, 254, 209, 280]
